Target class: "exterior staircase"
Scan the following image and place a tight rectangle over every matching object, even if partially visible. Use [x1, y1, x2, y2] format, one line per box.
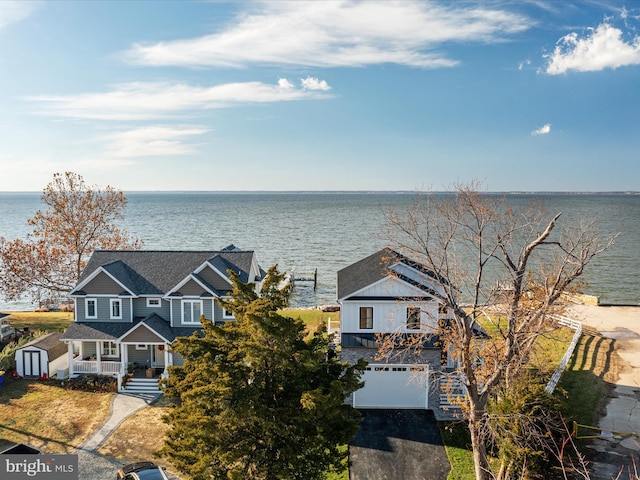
[121, 376, 161, 394]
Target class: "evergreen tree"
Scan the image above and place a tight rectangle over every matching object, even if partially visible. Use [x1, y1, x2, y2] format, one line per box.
[160, 266, 365, 480]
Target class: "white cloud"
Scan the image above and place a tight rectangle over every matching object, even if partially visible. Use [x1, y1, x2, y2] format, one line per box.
[24, 79, 332, 121]
[278, 78, 295, 89]
[301, 77, 331, 91]
[122, 1, 530, 69]
[518, 59, 531, 71]
[0, 1, 38, 30]
[545, 22, 640, 74]
[531, 123, 551, 136]
[102, 125, 210, 157]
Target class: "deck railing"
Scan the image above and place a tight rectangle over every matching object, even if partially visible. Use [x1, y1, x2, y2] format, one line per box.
[73, 359, 122, 375]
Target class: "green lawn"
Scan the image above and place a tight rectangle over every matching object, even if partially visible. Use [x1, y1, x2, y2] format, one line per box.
[1, 311, 73, 333]
[280, 308, 340, 336]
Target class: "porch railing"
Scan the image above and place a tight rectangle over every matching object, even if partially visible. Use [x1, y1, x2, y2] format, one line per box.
[73, 359, 122, 375]
[327, 318, 340, 344]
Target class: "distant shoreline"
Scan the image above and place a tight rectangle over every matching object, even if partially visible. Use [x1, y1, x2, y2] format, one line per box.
[1, 190, 639, 195]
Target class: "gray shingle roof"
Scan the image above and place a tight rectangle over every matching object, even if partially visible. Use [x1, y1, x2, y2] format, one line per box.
[75, 249, 259, 296]
[19, 332, 67, 359]
[61, 314, 203, 343]
[337, 248, 441, 300]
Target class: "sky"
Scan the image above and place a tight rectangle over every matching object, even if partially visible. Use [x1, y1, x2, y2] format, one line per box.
[0, 1, 639, 192]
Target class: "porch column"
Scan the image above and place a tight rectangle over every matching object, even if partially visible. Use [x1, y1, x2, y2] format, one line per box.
[67, 342, 74, 377]
[163, 345, 169, 376]
[96, 341, 102, 374]
[121, 343, 128, 375]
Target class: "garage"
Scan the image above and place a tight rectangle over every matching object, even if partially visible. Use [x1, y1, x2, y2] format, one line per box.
[353, 364, 429, 409]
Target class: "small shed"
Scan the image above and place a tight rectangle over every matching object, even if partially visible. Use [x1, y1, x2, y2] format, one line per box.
[15, 332, 68, 379]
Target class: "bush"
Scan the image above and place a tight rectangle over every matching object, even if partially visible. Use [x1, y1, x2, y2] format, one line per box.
[0, 334, 44, 371]
[58, 374, 117, 393]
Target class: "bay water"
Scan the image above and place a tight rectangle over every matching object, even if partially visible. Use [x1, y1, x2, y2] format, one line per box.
[0, 192, 638, 310]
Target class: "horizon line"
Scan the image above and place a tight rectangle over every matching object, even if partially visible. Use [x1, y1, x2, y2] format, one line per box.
[1, 190, 639, 195]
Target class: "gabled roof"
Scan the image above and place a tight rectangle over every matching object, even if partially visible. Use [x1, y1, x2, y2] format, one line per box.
[73, 249, 261, 296]
[337, 247, 443, 300]
[18, 332, 67, 359]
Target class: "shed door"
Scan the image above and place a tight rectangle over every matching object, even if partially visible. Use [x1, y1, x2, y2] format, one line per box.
[354, 364, 429, 409]
[23, 350, 42, 378]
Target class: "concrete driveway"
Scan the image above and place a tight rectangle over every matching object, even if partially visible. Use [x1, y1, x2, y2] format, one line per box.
[349, 409, 450, 480]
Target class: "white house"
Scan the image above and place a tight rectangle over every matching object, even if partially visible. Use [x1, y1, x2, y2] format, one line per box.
[337, 248, 476, 417]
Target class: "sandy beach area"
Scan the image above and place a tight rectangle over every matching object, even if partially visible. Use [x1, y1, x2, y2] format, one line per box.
[567, 304, 640, 479]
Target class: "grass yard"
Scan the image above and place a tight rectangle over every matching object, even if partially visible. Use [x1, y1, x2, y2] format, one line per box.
[280, 307, 340, 335]
[98, 396, 181, 476]
[0, 377, 112, 453]
[2, 311, 73, 333]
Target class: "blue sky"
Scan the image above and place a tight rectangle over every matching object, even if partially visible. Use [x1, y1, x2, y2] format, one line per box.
[0, 1, 639, 192]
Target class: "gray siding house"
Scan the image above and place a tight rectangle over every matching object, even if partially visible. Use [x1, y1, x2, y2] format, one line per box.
[61, 245, 264, 392]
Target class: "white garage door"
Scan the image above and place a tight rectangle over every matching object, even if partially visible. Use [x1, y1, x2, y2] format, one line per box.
[353, 364, 429, 409]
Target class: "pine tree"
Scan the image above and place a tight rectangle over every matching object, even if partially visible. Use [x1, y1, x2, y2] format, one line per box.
[160, 266, 365, 480]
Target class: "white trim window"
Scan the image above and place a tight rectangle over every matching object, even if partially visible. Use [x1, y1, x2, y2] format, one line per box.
[147, 298, 161, 308]
[102, 341, 118, 357]
[85, 298, 97, 319]
[182, 299, 203, 324]
[223, 307, 234, 319]
[135, 344, 148, 350]
[110, 299, 122, 319]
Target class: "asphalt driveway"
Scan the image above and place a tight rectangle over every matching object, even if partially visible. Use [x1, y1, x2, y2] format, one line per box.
[349, 409, 450, 480]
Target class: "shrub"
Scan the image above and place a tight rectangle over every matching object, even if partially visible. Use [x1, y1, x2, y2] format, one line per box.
[57, 374, 117, 393]
[0, 334, 45, 371]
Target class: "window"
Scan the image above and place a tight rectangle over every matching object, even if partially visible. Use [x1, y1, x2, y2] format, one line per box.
[85, 299, 97, 319]
[359, 307, 373, 329]
[147, 298, 161, 308]
[223, 308, 234, 319]
[110, 299, 122, 319]
[406, 307, 421, 330]
[102, 341, 118, 356]
[135, 344, 148, 350]
[182, 300, 203, 324]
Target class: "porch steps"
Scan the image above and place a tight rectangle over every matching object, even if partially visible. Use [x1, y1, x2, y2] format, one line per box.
[122, 377, 161, 394]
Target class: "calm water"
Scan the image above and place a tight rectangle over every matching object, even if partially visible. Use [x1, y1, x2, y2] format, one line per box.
[0, 192, 638, 309]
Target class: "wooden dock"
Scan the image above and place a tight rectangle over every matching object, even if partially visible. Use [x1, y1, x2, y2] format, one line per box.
[290, 268, 318, 291]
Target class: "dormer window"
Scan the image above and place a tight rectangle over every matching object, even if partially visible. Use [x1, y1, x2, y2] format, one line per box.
[147, 298, 161, 308]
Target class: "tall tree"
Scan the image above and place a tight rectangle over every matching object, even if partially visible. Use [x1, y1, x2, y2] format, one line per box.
[0, 172, 141, 303]
[160, 266, 366, 480]
[381, 182, 615, 480]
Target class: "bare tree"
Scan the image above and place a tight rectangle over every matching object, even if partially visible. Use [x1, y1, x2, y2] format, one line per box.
[0, 172, 141, 304]
[381, 182, 616, 480]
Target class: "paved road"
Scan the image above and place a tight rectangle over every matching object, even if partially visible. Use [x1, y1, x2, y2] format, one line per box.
[349, 409, 450, 480]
